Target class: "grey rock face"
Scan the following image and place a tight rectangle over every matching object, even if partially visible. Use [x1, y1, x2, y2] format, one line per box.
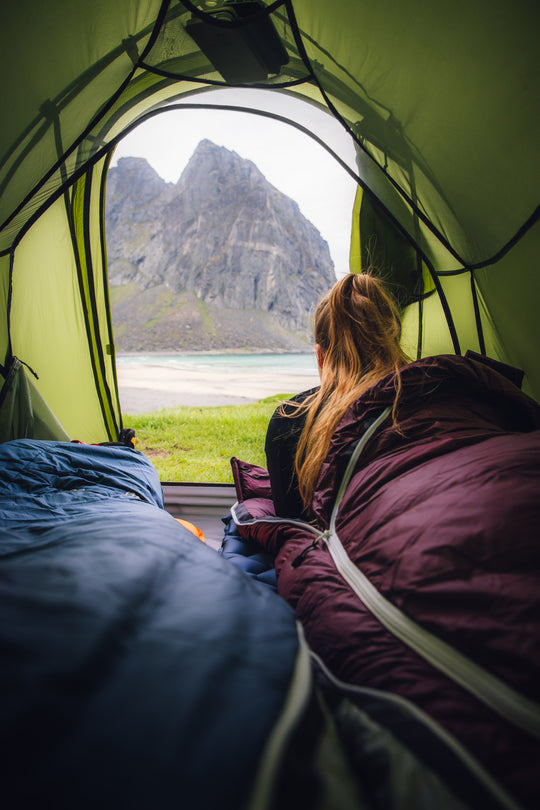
[105, 140, 336, 351]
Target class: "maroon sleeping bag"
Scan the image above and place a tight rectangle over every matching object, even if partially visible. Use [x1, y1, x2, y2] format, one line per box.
[231, 354, 540, 810]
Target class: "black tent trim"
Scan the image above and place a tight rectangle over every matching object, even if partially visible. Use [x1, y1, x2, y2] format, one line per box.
[0, 43, 151, 209]
[4, 250, 15, 366]
[3, 0, 522, 367]
[80, 171, 120, 440]
[3, 81, 120, 439]
[415, 297, 424, 360]
[56, 74, 118, 441]
[425, 264, 461, 355]
[139, 62, 312, 89]
[99, 151, 124, 425]
[281, 2, 462, 264]
[0, 0, 171, 240]
[1, 101, 364, 258]
[281, 0, 539, 279]
[1, 96, 461, 357]
[94, 97, 460, 351]
[0, 8, 166, 178]
[0, 111, 55, 209]
[466, 205, 540, 273]
[276, 9, 394, 119]
[3, 0, 535, 280]
[430, 204, 540, 276]
[318, 96, 469, 271]
[470, 271, 486, 357]
[63, 174, 115, 439]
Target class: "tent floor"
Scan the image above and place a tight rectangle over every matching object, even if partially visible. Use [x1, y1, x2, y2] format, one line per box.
[162, 482, 236, 550]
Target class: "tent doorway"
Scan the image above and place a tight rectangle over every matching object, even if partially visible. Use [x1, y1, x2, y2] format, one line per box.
[102, 92, 358, 484]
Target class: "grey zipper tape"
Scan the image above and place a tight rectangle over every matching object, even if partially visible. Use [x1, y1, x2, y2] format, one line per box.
[232, 405, 540, 740]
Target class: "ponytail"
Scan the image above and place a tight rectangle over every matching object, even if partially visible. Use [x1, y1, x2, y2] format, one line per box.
[292, 272, 410, 511]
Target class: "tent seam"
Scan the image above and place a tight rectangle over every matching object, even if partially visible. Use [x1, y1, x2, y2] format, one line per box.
[0, 0, 173, 242]
[81, 171, 119, 439]
[99, 152, 123, 428]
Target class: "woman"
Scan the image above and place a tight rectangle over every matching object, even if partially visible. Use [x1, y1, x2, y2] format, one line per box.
[232, 270, 540, 809]
[265, 271, 410, 518]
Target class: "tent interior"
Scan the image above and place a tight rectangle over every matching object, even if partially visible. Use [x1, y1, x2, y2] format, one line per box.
[1, 3, 540, 808]
[2, 0, 538, 449]
[3, 1, 538, 541]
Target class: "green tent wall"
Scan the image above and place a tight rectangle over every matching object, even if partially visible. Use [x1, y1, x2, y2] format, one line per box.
[1, 0, 539, 442]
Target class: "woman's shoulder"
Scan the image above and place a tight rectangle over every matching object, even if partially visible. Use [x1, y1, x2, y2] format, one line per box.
[284, 386, 320, 409]
[266, 387, 319, 444]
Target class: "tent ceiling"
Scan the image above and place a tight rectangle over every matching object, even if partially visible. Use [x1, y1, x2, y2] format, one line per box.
[1, 0, 538, 441]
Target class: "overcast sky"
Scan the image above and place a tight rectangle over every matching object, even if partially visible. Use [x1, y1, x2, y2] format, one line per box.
[110, 88, 359, 278]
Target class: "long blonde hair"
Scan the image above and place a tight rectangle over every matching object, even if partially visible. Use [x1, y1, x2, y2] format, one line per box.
[293, 272, 410, 510]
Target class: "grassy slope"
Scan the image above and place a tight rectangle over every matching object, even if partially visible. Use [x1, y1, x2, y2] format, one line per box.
[123, 394, 291, 483]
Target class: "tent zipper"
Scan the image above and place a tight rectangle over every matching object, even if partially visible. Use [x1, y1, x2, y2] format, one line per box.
[324, 407, 540, 742]
[232, 405, 540, 740]
[322, 524, 540, 740]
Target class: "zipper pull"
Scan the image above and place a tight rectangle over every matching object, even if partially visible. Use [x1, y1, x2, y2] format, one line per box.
[291, 538, 320, 568]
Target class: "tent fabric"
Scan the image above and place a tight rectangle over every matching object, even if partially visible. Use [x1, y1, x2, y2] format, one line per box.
[0, 0, 538, 441]
[0, 356, 70, 442]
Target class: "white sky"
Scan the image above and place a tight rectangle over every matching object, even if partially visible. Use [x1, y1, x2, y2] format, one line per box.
[110, 88, 359, 278]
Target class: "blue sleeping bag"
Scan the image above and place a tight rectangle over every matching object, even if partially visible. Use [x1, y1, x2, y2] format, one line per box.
[0, 440, 300, 810]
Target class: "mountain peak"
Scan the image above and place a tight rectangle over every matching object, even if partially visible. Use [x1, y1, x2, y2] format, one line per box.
[177, 139, 263, 195]
[105, 141, 336, 351]
[113, 156, 167, 184]
[190, 138, 247, 162]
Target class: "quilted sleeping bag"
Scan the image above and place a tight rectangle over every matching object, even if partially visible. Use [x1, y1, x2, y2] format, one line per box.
[231, 353, 540, 810]
[0, 440, 309, 810]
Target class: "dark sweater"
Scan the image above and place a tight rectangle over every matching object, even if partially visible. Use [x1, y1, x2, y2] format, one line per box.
[264, 388, 318, 518]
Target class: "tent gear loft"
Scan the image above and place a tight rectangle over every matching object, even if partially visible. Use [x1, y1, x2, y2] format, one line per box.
[0, 0, 538, 442]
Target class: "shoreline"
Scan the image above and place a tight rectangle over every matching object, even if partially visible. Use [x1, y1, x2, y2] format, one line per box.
[116, 348, 313, 358]
[117, 360, 320, 414]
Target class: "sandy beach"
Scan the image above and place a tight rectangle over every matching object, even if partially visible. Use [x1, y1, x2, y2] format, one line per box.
[117, 360, 320, 413]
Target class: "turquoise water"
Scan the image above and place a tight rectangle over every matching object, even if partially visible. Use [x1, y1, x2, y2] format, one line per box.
[117, 352, 318, 377]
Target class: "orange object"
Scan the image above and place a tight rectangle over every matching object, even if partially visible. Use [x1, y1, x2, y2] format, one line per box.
[175, 518, 205, 542]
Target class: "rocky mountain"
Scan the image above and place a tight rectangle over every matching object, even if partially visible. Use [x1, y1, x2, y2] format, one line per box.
[105, 140, 336, 352]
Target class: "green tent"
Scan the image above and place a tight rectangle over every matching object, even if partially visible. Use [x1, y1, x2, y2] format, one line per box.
[1, 0, 538, 443]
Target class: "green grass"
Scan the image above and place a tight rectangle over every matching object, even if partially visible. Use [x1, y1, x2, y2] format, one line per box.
[123, 394, 291, 482]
